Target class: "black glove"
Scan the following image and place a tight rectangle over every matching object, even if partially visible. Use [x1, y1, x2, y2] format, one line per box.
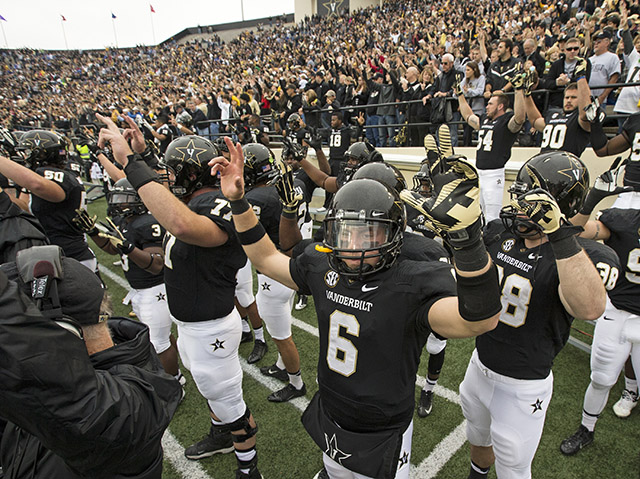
[97, 218, 135, 254]
[580, 162, 633, 215]
[274, 162, 302, 214]
[72, 208, 99, 236]
[510, 188, 564, 235]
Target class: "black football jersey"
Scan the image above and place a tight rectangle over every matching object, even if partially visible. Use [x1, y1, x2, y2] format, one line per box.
[119, 213, 165, 290]
[245, 186, 282, 246]
[480, 220, 572, 379]
[328, 127, 352, 161]
[406, 207, 438, 240]
[541, 109, 590, 157]
[30, 166, 93, 261]
[622, 113, 640, 167]
[598, 208, 640, 315]
[578, 236, 622, 295]
[400, 232, 450, 263]
[475, 111, 518, 170]
[162, 191, 246, 322]
[286, 127, 311, 145]
[289, 244, 457, 430]
[293, 174, 313, 226]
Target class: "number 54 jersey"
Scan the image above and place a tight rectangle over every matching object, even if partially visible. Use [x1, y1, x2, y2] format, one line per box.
[289, 244, 457, 430]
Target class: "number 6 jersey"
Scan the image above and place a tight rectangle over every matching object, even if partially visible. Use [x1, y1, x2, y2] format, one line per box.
[289, 244, 457, 430]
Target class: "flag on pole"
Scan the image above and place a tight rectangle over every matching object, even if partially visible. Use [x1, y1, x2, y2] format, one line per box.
[111, 12, 117, 19]
[150, 4, 156, 13]
[61, 15, 67, 21]
[0, 14, 7, 22]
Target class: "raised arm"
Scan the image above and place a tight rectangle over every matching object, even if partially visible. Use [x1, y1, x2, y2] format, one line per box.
[211, 139, 298, 290]
[0, 157, 65, 203]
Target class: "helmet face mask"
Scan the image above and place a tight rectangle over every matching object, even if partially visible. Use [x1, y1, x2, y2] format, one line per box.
[323, 179, 405, 279]
[412, 163, 433, 198]
[107, 179, 147, 217]
[163, 136, 219, 198]
[500, 151, 589, 238]
[341, 142, 383, 184]
[16, 130, 67, 170]
[287, 113, 301, 130]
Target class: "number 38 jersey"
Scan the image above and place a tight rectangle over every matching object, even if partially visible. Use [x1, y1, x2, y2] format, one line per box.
[541, 108, 590, 157]
[163, 191, 246, 322]
[480, 221, 618, 379]
[475, 111, 518, 170]
[598, 208, 640, 315]
[30, 166, 93, 262]
[118, 213, 165, 290]
[290, 244, 457, 430]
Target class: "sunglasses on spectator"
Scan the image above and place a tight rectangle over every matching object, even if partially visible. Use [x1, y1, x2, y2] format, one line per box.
[565, 46, 580, 51]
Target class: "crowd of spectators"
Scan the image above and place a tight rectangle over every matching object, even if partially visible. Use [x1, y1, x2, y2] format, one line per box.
[1, 0, 638, 148]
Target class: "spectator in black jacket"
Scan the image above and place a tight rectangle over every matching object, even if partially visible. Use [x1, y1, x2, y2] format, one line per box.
[522, 38, 546, 77]
[540, 37, 592, 109]
[0, 246, 181, 479]
[432, 54, 461, 146]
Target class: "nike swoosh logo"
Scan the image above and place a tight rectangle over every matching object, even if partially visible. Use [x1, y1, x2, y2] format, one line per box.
[603, 316, 615, 321]
[528, 253, 541, 260]
[361, 284, 379, 292]
[371, 211, 385, 217]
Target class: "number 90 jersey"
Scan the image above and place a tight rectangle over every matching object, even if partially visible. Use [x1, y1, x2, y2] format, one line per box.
[290, 244, 457, 430]
[541, 109, 590, 157]
[163, 190, 246, 322]
[31, 166, 93, 262]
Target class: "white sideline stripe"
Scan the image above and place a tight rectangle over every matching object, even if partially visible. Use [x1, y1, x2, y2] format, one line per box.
[100, 266, 215, 479]
[409, 421, 468, 478]
[162, 431, 214, 479]
[100, 264, 465, 478]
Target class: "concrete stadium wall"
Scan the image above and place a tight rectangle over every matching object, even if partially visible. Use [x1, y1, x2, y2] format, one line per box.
[295, 0, 315, 23]
[350, 0, 381, 11]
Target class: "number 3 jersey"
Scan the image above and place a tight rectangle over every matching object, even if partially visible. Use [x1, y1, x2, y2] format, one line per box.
[163, 191, 246, 322]
[118, 213, 165, 290]
[289, 244, 457, 430]
[30, 166, 93, 261]
[480, 221, 619, 380]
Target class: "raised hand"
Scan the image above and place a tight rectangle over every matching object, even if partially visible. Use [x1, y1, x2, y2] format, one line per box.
[72, 208, 98, 235]
[97, 217, 134, 254]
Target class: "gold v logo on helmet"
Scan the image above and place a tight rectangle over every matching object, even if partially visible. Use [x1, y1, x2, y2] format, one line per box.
[173, 138, 208, 166]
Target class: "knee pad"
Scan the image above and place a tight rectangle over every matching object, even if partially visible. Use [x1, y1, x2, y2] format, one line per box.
[220, 408, 258, 443]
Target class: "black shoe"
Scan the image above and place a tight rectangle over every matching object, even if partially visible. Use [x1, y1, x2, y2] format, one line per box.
[247, 340, 268, 364]
[184, 425, 234, 460]
[417, 390, 433, 417]
[560, 425, 594, 456]
[268, 383, 307, 402]
[313, 468, 330, 479]
[241, 331, 253, 344]
[260, 363, 288, 382]
[236, 467, 263, 479]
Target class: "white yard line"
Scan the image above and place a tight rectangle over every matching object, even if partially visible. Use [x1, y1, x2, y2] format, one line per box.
[101, 264, 466, 478]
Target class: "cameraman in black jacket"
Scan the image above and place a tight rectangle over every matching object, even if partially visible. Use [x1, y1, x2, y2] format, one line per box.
[0, 245, 181, 479]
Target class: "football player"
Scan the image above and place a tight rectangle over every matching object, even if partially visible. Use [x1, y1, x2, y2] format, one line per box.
[524, 59, 592, 157]
[0, 130, 97, 270]
[72, 179, 182, 385]
[458, 151, 606, 479]
[97, 117, 262, 479]
[213, 137, 502, 479]
[243, 143, 307, 402]
[456, 70, 526, 221]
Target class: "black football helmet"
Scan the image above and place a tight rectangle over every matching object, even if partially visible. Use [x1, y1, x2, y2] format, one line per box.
[214, 136, 230, 154]
[243, 143, 277, 188]
[351, 162, 406, 194]
[16, 130, 67, 169]
[342, 141, 384, 183]
[500, 151, 589, 237]
[324, 178, 405, 279]
[412, 161, 434, 198]
[163, 135, 220, 198]
[107, 178, 147, 217]
[287, 113, 301, 130]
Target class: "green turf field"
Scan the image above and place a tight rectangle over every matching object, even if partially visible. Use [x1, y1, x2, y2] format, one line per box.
[86, 197, 640, 479]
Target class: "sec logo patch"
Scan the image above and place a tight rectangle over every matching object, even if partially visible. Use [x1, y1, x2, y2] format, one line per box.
[502, 239, 515, 252]
[324, 270, 340, 288]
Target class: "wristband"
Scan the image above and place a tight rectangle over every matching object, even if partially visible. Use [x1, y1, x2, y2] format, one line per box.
[589, 120, 608, 150]
[237, 222, 266, 245]
[576, 76, 586, 81]
[579, 190, 605, 216]
[230, 197, 251, 215]
[457, 264, 502, 322]
[548, 227, 583, 260]
[124, 154, 158, 190]
[120, 241, 135, 255]
[451, 241, 491, 272]
[281, 208, 298, 220]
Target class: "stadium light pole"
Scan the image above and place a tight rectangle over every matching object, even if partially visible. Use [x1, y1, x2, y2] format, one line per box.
[241, 0, 245, 21]
[61, 17, 69, 50]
